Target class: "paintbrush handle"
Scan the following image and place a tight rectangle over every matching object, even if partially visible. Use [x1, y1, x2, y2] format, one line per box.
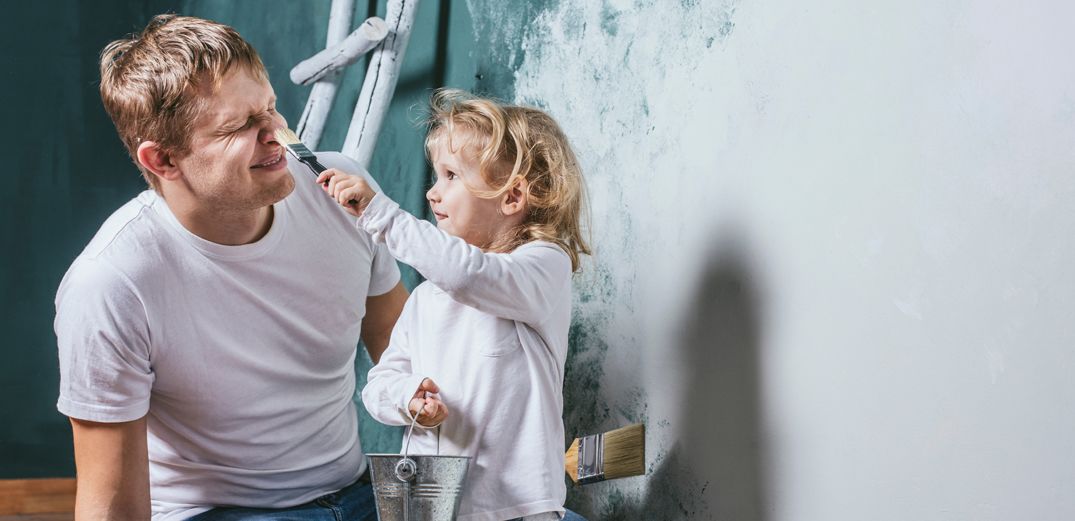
[299, 157, 360, 207]
[300, 157, 329, 175]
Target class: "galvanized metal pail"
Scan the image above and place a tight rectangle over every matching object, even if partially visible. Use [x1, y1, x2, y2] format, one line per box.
[368, 405, 471, 520]
[367, 453, 471, 520]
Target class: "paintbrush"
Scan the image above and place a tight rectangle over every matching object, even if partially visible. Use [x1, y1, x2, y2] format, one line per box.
[275, 127, 357, 205]
[564, 423, 645, 484]
[274, 128, 329, 175]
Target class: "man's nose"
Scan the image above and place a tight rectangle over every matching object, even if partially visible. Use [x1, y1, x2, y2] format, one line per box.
[259, 114, 286, 144]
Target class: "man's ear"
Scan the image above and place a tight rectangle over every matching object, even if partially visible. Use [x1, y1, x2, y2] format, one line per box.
[500, 176, 529, 217]
[136, 141, 182, 183]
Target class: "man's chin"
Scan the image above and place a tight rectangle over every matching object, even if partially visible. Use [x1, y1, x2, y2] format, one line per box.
[234, 173, 295, 212]
[262, 169, 296, 206]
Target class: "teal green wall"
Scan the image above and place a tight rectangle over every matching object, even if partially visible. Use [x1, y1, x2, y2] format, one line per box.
[1, 0, 154, 478]
[1, 0, 493, 476]
[4, 1, 604, 516]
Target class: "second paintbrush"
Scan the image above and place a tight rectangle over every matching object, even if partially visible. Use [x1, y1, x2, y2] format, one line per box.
[565, 423, 645, 484]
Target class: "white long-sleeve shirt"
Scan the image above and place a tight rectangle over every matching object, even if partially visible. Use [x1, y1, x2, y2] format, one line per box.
[358, 192, 571, 521]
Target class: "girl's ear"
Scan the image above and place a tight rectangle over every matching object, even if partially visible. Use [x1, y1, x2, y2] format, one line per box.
[500, 176, 528, 217]
[136, 141, 182, 183]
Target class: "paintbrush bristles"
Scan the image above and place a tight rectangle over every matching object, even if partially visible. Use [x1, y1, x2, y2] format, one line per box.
[274, 127, 302, 145]
[563, 423, 645, 483]
[602, 423, 645, 480]
[564, 438, 580, 483]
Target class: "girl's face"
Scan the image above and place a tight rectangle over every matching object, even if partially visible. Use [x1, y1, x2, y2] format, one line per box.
[426, 133, 514, 248]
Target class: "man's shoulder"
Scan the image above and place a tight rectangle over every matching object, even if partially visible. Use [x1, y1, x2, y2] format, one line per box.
[65, 191, 173, 290]
[314, 151, 386, 192]
[80, 191, 163, 258]
[286, 151, 380, 199]
[313, 151, 359, 172]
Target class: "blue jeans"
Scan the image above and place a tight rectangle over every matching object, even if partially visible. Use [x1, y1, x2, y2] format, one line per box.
[187, 476, 376, 521]
[562, 511, 587, 521]
[508, 510, 588, 521]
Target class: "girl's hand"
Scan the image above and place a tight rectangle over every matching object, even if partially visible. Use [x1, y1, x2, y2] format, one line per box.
[408, 378, 449, 427]
[316, 169, 376, 217]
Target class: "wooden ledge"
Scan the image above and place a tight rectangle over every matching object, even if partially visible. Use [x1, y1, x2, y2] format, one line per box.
[0, 479, 76, 515]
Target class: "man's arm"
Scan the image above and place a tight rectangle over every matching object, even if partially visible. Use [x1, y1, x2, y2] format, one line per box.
[70, 417, 150, 521]
[361, 281, 408, 363]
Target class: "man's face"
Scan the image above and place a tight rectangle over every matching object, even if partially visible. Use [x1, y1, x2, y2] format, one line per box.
[174, 67, 294, 212]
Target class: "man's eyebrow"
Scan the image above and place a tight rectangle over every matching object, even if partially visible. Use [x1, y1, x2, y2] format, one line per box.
[217, 98, 277, 131]
[217, 115, 246, 129]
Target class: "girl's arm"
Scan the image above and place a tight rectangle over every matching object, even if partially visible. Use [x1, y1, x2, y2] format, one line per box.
[317, 169, 573, 324]
[358, 192, 572, 324]
[360, 298, 429, 427]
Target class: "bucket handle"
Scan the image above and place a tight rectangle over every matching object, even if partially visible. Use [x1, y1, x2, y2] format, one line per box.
[394, 405, 422, 481]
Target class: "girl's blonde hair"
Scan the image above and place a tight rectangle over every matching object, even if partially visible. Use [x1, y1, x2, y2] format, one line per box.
[425, 89, 591, 271]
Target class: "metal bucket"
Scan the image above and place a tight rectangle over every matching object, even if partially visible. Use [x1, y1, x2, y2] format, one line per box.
[367, 453, 471, 520]
[368, 407, 471, 520]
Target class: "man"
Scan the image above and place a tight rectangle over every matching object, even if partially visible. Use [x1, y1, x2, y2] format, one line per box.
[54, 15, 407, 520]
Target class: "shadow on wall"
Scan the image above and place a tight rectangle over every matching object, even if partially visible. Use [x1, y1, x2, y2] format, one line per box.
[590, 236, 769, 520]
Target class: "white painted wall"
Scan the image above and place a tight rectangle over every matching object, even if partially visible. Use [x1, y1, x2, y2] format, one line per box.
[511, 0, 1075, 519]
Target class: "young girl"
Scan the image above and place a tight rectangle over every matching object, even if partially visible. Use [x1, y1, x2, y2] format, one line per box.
[316, 89, 590, 521]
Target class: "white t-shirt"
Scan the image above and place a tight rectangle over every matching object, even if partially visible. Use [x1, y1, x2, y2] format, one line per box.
[359, 193, 572, 521]
[55, 153, 400, 520]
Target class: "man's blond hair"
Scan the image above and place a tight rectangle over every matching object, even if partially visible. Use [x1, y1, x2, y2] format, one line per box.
[99, 14, 267, 190]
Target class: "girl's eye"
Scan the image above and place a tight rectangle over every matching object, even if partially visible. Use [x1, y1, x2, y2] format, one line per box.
[446, 171, 457, 180]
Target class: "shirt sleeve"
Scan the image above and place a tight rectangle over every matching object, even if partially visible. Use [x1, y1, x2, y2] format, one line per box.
[367, 239, 401, 296]
[55, 258, 153, 423]
[361, 294, 427, 427]
[356, 192, 572, 325]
